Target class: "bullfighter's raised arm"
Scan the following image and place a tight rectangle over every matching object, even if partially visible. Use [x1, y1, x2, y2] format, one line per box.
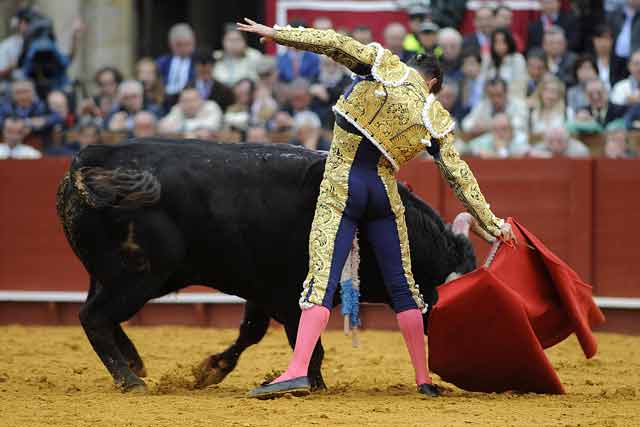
[237, 18, 377, 74]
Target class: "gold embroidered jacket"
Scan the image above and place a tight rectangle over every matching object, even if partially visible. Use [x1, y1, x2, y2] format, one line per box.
[273, 26, 504, 237]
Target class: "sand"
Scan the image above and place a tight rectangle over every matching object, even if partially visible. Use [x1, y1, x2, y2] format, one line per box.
[0, 325, 638, 427]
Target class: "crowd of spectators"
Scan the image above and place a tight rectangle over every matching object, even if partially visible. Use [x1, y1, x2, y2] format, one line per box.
[1, 1, 639, 160]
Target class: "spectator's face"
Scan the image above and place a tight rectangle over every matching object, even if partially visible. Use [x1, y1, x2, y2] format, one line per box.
[179, 89, 203, 117]
[290, 87, 311, 111]
[171, 36, 195, 58]
[592, 34, 612, 56]
[495, 9, 512, 29]
[437, 85, 457, 111]
[543, 33, 566, 57]
[97, 71, 119, 97]
[133, 115, 156, 138]
[352, 28, 373, 45]
[417, 32, 438, 49]
[137, 61, 157, 86]
[313, 17, 333, 30]
[78, 127, 99, 147]
[462, 56, 481, 78]
[12, 82, 34, 108]
[196, 62, 213, 80]
[440, 35, 462, 62]
[491, 115, 513, 142]
[545, 129, 568, 154]
[605, 130, 627, 157]
[246, 127, 269, 143]
[541, 82, 561, 107]
[47, 92, 68, 117]
[475, 9, 494, 36]
[629, 52, 640, 81]
[2, 120, 25, 146]
[233, 80, 253, 107]
[223, 31, 247, 57]
[121, 90, 143, 113]
[586, 81, 607, 109]
[577, 61, 597, 83]
[527, 56, 546, 81]
[383, 25, 406, 53]
[409, 15, 425, 33]
[541, 0, 560, 16]
[487, 83, 507, 111]
[493, 33, 509, 57]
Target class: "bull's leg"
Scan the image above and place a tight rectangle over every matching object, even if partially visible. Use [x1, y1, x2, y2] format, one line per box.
[283, 314, 326, 392]
[79, 283, 154, 392]
[113, 324, 147, 377]
[194, 301, 270, 388]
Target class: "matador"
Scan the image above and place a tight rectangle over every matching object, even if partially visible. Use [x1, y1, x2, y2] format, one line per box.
[238, 18, 514, 399]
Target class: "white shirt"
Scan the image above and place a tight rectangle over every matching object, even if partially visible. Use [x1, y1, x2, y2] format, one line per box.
[0, 143, 42, 159]
[610, 77, 639, 105]
[166, 56, 191, 95]
[597, 58, 611, 89]
[0, 34, 23, 71]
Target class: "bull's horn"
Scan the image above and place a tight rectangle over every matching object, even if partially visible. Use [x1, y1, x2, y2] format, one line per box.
[451, 212, 472, 237]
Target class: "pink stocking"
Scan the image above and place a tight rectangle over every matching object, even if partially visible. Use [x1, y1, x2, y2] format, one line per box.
[397, 309, 432, 385]
[271, 305, 330, 384]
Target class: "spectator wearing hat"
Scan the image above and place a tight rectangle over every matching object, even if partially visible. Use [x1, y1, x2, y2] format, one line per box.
[403, 4, 431, 55]
[610, 49, 640, 106]
[608, 0, 640, 62]
[462, 6, 495, 57]
[527, 0, 580, 53]
[414, 21, 442, 59]
[591, 24, 628, 89]
[189, 48, 234, 113]
[529, 126, 590, 158]
[604, 118, 636, 157]
[277, 20, 320, 83]
[156, 23, 196, 107]
[213, 24, 262, 87]
[0, 117, 41, 159]
[482, 28, 528, 99]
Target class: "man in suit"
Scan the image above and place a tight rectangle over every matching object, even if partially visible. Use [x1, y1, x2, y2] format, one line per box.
[577, 78, 628, 127]
[543, 26, 577, 86]
[277, 20, 320, 83]
[609, 0, 640, 62]
[190, 48, 234, 112]
[527, 0, 580, 52]
[156, 23, 196, 108]
[462, 6, 494, 56]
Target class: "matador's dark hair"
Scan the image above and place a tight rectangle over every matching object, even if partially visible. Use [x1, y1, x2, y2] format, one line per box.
[407, 51, 442, 94]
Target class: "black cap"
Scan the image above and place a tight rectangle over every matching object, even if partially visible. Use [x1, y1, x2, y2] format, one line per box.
[418, 21, 440, 34]
[407, 4, 432, 18]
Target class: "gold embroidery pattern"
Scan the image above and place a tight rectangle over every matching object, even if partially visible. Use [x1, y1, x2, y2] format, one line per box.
[377, 163, 426, 311]
[274, 28, 377, 73]
[300, 125, 361, 306]
[435, 133, 503, 237]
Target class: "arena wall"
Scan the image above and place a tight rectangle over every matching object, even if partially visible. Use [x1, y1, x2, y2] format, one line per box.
[0, 157, 638, 333]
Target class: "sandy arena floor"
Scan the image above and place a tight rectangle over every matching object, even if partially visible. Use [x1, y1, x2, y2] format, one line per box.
[0, 325, 638, 427]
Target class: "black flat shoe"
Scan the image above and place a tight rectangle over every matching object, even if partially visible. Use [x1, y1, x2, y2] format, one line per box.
[417, 383, 441, 397]
[247, 376, 311, 399]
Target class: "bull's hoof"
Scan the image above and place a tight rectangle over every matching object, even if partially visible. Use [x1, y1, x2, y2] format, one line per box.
[309, 375, 327, 392]
[192, 354, 234, 389]
[119, 378, 148, 393]
[128, 361, 147, 378]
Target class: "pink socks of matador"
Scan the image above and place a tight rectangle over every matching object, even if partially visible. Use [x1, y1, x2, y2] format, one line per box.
[271, 305, 330, 384]
[397, 308, 432, 385]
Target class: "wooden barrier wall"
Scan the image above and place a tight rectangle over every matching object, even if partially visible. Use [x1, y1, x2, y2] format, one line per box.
[0, 157, 639, 330]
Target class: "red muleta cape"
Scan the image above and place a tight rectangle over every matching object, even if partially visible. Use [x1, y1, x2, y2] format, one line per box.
[427, 218, 605, 394]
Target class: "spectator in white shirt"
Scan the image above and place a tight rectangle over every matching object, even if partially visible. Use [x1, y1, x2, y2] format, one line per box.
[213, 25, 262, 87]
[159, 87, 222, 138]
[610, 50, 640, 106]
[0, 117, 42, 159]
[468, 113, 530, 158]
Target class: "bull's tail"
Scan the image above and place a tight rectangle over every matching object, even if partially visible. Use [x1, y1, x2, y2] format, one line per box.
[72, 167, 162, 209]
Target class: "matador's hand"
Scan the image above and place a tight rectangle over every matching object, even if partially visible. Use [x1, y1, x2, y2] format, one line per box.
[237, 18, 276, 44]
[497, 222, 517, 244]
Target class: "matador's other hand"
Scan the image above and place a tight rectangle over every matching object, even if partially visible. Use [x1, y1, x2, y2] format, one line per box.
[237, 18, 276, 44]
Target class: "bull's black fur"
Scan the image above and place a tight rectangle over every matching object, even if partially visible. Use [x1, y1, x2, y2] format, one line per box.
[57, 139, 476, 392]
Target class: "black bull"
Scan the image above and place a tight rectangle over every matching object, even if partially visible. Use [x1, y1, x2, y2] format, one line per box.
[56, 139, 477, 392]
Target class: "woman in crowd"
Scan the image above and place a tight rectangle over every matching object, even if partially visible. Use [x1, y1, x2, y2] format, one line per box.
[213, 24, 262, 86]
[482, 28, 528, 99]
[529, 74, 566, 143]
[566, 55, 598, 119]
[136, 57, 165, 112]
